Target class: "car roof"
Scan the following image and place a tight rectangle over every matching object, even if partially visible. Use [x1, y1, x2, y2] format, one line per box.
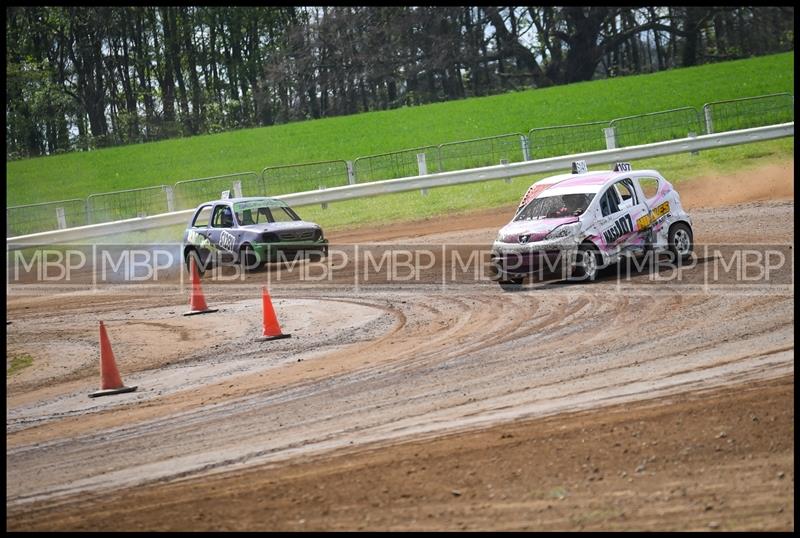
[205, 196, 288, 207]
[549, 171, 615, 188]
[540, 168, 664, 190]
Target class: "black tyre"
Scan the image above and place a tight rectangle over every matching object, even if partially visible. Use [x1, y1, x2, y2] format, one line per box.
[498, 277, 524, 291]
[668, 222, 694, 260]
[185, 249, 207, 277]
[239, 243, 260, 271]
[570, 243, 600, 282]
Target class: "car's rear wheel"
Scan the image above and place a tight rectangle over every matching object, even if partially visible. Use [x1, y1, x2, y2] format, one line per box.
[668, 222, 694, 260]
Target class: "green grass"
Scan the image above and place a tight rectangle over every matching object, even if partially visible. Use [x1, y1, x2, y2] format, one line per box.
[93, 136, 792, 245]
[6, 52, 794, 206]
[7, 354, 34, 377]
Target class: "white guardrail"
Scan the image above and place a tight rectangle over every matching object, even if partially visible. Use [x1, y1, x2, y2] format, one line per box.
[6, 122, 793, 250]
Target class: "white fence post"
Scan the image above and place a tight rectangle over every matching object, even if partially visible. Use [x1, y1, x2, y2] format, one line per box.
[86, 197, 94, 225]
[416, 153, 428, 176]
[56, 207, 67, 230]
[165, 186, 175, 212]
[418, 153, 429, 195]
[604, 127, 617, 149]
[346, 161, 356, 185]
[501, 159, 512, 183]
[233, 180, 243, 198]
[520, 135, 531, 161]
[703, 106, 714, 135]
[688, 132, 699, 155]
[319, 186, 328, 209]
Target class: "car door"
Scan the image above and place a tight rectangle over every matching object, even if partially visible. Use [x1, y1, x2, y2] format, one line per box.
[208, 204, 238, 263]
[596, 179, 649, 255]
[186, 204, 214, 265]
[632, 175, 672, 248]
[613, 177, 650, 251]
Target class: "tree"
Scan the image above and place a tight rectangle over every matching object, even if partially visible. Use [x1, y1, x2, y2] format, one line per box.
[5, 6, 794, 159]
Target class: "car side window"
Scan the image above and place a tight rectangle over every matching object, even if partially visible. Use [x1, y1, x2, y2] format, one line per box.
[192, 205, 213, 228]
[600, 188, 621, 217]
[239, 209, 255, 225]
[614, 179, 637, 209]
[212, 205, 234, 228]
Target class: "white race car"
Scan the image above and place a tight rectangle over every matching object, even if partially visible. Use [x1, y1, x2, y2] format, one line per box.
[491, 161, 694, 287]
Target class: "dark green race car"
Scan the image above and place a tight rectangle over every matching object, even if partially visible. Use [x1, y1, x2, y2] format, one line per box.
[182, 196, 328, 274]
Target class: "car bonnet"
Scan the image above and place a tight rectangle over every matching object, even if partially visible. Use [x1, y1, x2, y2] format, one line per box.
[497, 216, 579, 243]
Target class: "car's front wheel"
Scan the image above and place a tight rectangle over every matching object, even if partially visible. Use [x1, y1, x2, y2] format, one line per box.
[570, 242, 600, 282]
[185, 249, 207, 277]
[239, 243, 260, 272]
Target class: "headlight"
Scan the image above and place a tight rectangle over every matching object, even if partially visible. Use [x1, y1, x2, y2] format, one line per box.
[545, 222, 581, 240]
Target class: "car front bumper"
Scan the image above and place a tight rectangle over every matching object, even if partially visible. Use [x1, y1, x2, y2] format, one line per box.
[490, 238, 580, 278]
[253, 239, 329, 262]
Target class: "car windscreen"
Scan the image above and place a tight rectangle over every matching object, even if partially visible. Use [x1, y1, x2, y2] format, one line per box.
[515, 193, 595, 221]
[234, 202, 300, 225]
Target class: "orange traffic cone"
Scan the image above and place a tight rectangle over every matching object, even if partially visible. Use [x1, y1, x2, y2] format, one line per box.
[89, 321, 138, 398]
[184, 256, 218, 316]
[260, 287, 291, 341]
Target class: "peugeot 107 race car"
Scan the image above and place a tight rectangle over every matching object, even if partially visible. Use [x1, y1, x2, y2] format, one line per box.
[490, 161, 693, 288]
[183, 196, 328, 274]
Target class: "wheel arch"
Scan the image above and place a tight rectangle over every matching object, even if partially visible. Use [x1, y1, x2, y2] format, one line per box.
[578, 237, 608, 265]
[183, 244, 198, 260]
[667, 218, 693, 237]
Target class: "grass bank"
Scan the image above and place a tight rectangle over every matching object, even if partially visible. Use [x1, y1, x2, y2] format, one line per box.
[7, 52, 794, 206]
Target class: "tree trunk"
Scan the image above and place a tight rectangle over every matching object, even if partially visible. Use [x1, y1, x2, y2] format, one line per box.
[163, 7, 189, 134]
[560, 7, 607, 83]
[133, 8, 155, 139]
[153, 7, 177, 135]
[485, 7, 553, 88]
[182, 7, 204, 134]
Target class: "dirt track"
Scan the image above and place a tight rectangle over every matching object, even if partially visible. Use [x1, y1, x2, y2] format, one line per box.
[5, 162, 794, 531]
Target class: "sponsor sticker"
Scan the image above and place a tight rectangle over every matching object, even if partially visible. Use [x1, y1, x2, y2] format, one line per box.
[636, 201, 671, 230]
[603, 214, 634, 244]
[219, 230, 236, 252]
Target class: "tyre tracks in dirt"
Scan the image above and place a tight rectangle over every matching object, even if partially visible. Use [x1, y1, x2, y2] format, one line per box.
[5, 165, 795, 528]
